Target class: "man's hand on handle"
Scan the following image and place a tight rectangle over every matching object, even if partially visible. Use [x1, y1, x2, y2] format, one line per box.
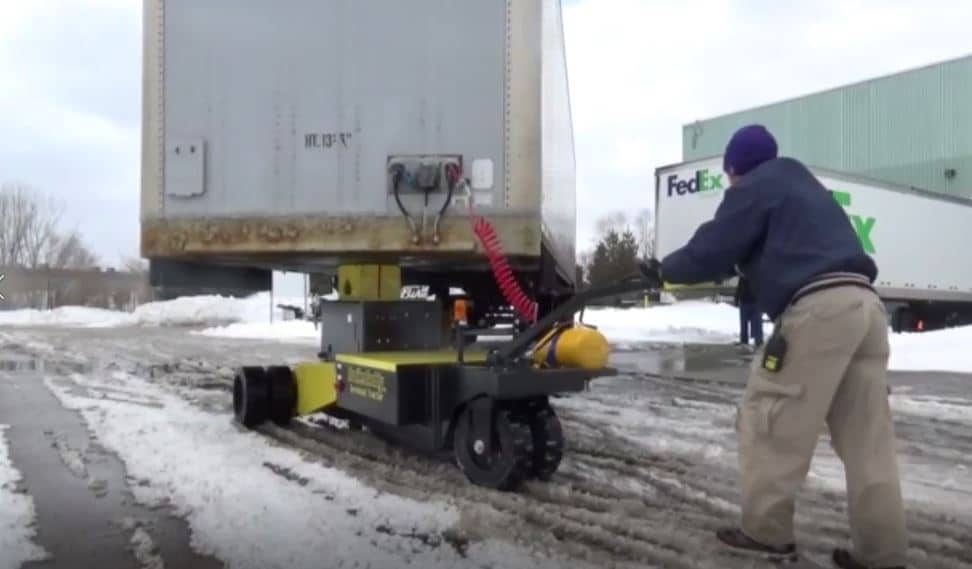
[639, 258, 664, 289]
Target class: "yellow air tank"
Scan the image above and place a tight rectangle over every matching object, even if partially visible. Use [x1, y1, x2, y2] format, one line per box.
[533, 325, 610, 370]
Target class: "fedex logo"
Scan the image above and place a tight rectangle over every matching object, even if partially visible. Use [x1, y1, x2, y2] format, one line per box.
[666, 169, 724, 197]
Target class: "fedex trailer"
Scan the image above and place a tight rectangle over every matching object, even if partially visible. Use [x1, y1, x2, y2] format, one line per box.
[655, 156, 972, 332]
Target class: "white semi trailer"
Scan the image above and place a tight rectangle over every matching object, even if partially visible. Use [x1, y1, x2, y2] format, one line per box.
[655, 156, 972, 332]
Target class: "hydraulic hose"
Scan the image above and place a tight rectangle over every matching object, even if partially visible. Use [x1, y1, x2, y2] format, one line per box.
[390, 164, 421, 244]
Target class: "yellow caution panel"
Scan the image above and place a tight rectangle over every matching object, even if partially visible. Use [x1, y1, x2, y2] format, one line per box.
[294, 362, 338, 416]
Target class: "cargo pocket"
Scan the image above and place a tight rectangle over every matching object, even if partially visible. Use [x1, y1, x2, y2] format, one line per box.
[740, 373, 804, 439]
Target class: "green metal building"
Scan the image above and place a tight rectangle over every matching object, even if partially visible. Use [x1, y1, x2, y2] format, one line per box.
[682, 53, 972, 197]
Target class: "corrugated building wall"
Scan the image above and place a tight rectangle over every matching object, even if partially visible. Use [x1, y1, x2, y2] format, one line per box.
[682, 53, 972, 197]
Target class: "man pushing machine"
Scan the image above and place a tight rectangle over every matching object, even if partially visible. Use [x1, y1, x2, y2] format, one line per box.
[658, 125, 908, 569]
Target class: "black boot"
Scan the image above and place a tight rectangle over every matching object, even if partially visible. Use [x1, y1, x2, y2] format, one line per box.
[832, 548, 906, 569]
[716, 527, 796, 559]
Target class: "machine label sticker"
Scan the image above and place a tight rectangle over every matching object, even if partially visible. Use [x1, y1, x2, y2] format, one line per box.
[346, 366, 387, 402]
[829, 190, 876, 253]
[304, 132, 353, 149]
[665, 169, 724, 198]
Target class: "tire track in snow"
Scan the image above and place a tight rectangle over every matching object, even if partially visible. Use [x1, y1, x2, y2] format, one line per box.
[260, 423, 699, 569]
[560, 397, 972, 566]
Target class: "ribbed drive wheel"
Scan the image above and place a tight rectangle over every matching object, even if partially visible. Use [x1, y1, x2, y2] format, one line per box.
[454, 406, 533, 491]
[265, 366, 297, 427]
[233, 366, 270, 428]
[526, 401, 564, 481]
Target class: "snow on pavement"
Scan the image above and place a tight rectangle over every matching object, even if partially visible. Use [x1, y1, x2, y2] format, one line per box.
[559, 374, 972, 517]
[0, 425, 48, 569]
[6, 292, 972, 374]
[41, 372, 575, 569]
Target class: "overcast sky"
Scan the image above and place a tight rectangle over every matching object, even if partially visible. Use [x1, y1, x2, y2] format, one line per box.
[2, 1, 972, 266]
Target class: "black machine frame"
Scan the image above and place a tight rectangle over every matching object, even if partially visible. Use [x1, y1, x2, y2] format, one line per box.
[234, 263, 662, 490]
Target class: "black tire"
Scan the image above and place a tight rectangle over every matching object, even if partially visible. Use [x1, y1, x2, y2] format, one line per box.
[234, 366, 270, 428]
[453, 405, 533, 491]
[526, 402, 564, 481]
[266, 366, 297, 426]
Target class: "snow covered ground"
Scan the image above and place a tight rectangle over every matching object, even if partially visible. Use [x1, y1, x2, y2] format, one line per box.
[0, 426, 48, 569]
[40, 370, 587, 569]
[4, 294, 972, 373]
[2, 326, 968, 568]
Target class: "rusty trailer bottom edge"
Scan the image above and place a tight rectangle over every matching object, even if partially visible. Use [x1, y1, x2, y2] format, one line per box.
[141, 214, 545, 271]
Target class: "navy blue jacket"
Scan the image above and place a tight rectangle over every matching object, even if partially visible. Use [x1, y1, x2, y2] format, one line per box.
[661, 157, 877, 320]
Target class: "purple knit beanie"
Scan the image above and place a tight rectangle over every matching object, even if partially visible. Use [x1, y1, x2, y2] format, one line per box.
[723, 124, 778, 176]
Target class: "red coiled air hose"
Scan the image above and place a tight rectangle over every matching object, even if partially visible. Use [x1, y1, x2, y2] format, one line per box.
[445, 164, 538, 324]
[472, 217, 538, 323]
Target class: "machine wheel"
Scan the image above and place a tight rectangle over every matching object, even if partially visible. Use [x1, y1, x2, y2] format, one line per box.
[233, 366, 270, 428]
[453, 404, 533, 491]
[525, 401, 564, 481]
[265, 366, 297, 426]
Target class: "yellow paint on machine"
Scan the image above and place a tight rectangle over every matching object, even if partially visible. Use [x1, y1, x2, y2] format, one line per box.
[293, 362, 338, 415]
[662, 281, 722, 291]
[336, 351, 488, 373]
[533, 325, 609, 370]
[337, 264, 401, 301]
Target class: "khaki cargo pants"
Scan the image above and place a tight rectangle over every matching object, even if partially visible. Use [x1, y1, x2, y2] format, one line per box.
[736, 285, 908, 567]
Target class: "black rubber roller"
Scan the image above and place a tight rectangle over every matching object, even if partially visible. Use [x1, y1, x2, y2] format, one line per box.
[265, 365, 297, 426]
[233, 366, 270, 428]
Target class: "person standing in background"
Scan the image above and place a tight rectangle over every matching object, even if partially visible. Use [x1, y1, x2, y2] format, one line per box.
[735, 274, 763, 348]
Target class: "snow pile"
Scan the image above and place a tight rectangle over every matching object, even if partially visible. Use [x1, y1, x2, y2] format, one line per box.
[0, 292, 313, 329]
[130, 293, 307, 327]
[580, 301, 746, 344]
[889, 326, 972, 373]
[0, 306, 131, 328]
[0, 426, 48, 568]
[195, 320, 319, 343]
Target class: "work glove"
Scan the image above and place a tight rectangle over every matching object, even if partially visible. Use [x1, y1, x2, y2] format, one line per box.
[638, 258, 664, 288]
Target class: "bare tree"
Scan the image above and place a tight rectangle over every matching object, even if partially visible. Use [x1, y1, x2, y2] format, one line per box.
[633, 209, 655, 260]
[48, 230, 99, 269]
[0, 184, 36, 266]
[0, 183, 98, 269]
[576, 250, 593, 288]
[121, 256, 149, 274]
[595, 211, 629, 238]
[23, 193, 63, 268]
